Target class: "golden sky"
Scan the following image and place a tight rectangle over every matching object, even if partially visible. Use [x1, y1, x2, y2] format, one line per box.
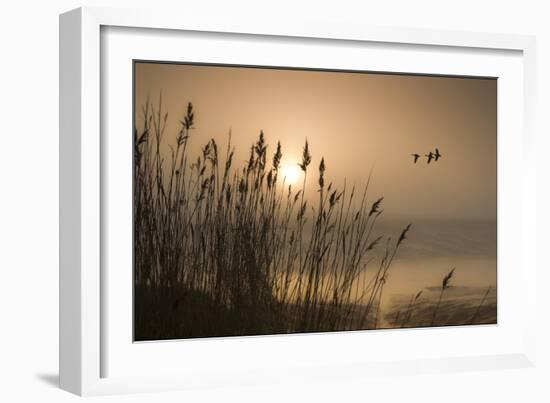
[134, 62, 496, 222]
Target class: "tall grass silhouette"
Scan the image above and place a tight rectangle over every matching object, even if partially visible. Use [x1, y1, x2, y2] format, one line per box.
[430, 267, 455, 326]
[133, 98, 494, 340]
[133, 98, 413, 340]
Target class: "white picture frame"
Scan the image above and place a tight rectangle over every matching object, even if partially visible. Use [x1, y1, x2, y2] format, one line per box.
[59, 6, 537, 396]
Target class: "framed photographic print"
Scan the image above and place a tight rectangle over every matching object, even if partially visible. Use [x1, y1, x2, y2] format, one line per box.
[60, 7, 537, 396]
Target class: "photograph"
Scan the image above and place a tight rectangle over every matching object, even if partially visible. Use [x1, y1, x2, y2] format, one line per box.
[133, 62, 497, 341]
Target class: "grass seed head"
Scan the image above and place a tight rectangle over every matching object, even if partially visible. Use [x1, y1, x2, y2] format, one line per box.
[397, 223, 412, 246]
[369, 197, 384, 217]
[299, 139, 312, 172]
[318, 157, 326, 189]
[273, 141, 282, 170]
[442, 267, 455, 289]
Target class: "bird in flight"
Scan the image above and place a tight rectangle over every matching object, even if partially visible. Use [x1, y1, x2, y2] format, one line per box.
[434, 148, 442, 161]
[411, 153, 420, 163]
[425, 152, 435, 164]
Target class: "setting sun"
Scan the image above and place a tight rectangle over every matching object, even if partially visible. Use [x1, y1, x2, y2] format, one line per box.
[281, 163, 301, 185]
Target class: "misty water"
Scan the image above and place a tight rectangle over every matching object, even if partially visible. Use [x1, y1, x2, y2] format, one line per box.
[275, 218, 497, 327]
[365, 219, 497, 326]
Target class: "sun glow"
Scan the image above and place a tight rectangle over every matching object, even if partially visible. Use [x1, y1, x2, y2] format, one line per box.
[281, 164, 301, 185]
